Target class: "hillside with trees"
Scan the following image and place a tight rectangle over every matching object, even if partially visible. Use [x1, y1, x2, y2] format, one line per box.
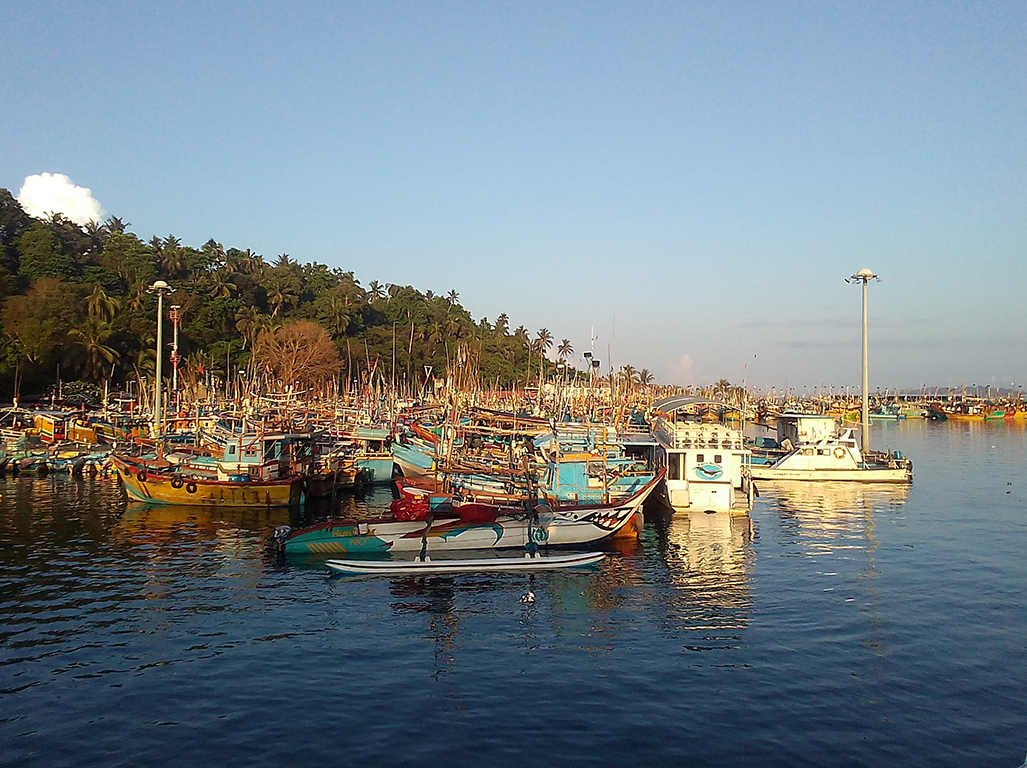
[0, 188, 632, 400]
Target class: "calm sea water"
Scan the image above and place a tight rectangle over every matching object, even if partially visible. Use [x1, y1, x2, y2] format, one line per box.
[1, 421, 1026, 767]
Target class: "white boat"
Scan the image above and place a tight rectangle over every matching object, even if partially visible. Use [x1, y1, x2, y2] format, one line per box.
[748, 426, 912, 482]
[325, 551, 605, 574]
[651, 396, 755, 513]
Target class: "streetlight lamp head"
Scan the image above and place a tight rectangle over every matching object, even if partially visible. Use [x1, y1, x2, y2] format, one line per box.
[149, 279, 171, 293]
[846, 268, 879, 284]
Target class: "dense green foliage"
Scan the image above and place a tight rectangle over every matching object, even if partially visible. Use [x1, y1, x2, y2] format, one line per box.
[0, 188, 574, 397]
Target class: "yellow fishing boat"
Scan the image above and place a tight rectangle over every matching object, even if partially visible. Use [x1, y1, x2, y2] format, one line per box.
[113, 431, 314, 507]
[114, 454, 305, 506]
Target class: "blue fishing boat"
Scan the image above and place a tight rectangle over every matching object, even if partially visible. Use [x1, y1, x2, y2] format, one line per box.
[391, 438, 436, 478]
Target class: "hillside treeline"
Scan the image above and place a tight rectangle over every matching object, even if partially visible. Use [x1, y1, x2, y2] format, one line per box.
[0, 187, 570, 399]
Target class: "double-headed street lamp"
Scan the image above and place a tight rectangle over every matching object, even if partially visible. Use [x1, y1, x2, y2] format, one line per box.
[846, 268, 879, 453]
[148, 280, 172, 437]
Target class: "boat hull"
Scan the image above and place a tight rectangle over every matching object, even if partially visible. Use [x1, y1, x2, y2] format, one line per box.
[750, 466, 911, 482]
[325, 551, 605, 574]
[281, 471, 662, 554]
[115, 456, 305, 507]
[356, 456, 394, 484]
[391, 442, 435, 479]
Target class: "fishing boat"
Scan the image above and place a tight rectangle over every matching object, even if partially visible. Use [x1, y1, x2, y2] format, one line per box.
[113, 431, 313, 506]
[391, 437, 436, 478]
[1004, 405, 1027, 421]
[319, 426, 396, 483]
[114, 454, 306, 506]
[869, 404, 903, 420]
[748, 426, 912, 482]
[274, 470, 663, 555]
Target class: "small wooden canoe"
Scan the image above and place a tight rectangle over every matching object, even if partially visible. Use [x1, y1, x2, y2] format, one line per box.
[325, 551, 605, 575]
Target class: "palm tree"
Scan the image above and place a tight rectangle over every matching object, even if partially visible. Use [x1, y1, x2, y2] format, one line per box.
[274, 253, 294, 270]
[266, 284, 295, 317]
[158, 235, 184, 276]
[265, 273, 299, 317]
[68, 319, 120, 382]
[126, 281, 148, 312]
[149, 235, 165, 261]
[638, 369, 654, 387]
[208, 269, 238, 298]
[427, 321, 445, 350]
[83, 220, 107, 252]
[131, 346, 156, 385]
[495, 313, 510, 338]
[447, 290, 459, 304]
[237, 249, 262, 275]
[534, 328, 553, 354]
[86, 284, 119, 322]
[235, 307, 261, 349]
[368, 280, 386, 301]
[558, 339, 573, 361]
[321, 295, 350, 336]
[104, 216, 128, 235]
[203, 239, 227, 266]
[445, 316, 463, 340]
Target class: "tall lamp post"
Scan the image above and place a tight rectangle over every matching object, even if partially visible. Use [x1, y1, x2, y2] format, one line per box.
[846, 268, 879, 453]
[148, 280, 172, 437]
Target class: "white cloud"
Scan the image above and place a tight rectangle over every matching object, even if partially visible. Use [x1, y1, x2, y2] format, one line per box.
[17, 173, 104, 227]
[667, 354, 694, 386]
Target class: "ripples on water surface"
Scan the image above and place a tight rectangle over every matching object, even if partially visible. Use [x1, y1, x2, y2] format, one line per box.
[1, 422, 1026, 767]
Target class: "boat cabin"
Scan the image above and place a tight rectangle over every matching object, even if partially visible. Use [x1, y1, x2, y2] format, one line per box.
[775, 414, 839, 447]
[651, 396, 753, 514]
[217, 433, 314, 481]
[343, 427, 395, 483]
[34, 412, 68, 443]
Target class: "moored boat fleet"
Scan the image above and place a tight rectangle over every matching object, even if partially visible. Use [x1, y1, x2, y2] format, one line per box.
[7, 384, 1027, 571]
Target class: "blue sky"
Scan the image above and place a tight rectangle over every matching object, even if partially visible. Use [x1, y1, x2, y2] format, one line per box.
[3, 1, 1024, 391]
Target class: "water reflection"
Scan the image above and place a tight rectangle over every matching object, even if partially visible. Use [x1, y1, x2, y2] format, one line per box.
[760, 482, 910, 660]
[647, 510, 754, 650]
[761, 481, 908, 562]
[387, 577, 463, 681]
[763, 481, 909, 516]
[376, 553, 638, 681]
[299, 485, 397, 527]
[117, 504, 291, 531]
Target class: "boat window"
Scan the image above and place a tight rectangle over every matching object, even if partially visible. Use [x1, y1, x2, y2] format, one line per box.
[228, 445, 237, 455]
[802, 448, 815, 456]
[714, 454, 722, 464]
[697, 454, 704, 463]
[818, 449, 831, 456]
[668, 454, 680, 480]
